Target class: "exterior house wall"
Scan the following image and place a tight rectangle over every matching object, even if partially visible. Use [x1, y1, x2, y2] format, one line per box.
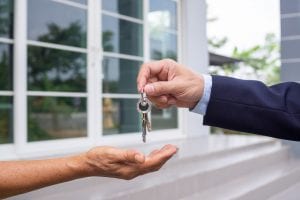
[281, 0, 300, 82]
[280, 0, 300, 155]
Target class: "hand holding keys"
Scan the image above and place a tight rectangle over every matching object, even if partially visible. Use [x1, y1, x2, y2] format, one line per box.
[137, 92, 151, 143]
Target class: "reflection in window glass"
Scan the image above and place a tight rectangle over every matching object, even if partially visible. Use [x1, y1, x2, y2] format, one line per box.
[103, 98, 140, 135]
[28, 46, 87, 92]
[151, 107, 178, 130]
[150, 32, 177, 60]
[0, 96, 13, 144]
[0, 0, 13, 38]
[149, 0, 177, 30]
[102, 15, 143, 56]
[0, 43, 13, 91]
[103, 57, 141, 94]
[28, 0, 87, 48]
[28, 96, 87, 142]
[102, 0, 143, 19]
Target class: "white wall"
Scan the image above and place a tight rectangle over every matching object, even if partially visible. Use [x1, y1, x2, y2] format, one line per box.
[182, 0, 210, 137]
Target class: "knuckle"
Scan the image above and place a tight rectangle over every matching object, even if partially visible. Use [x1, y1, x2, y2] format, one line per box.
[163, 58, 174, 65]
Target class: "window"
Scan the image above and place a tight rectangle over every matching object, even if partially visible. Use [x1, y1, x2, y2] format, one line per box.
[102, 0, 144, 135]
[101, 0, 180, 135]
[27, 0, 88, 141]
[0, 0, 181, 156]
[149, 0, 178, 60]
[0, 0, 13, 144]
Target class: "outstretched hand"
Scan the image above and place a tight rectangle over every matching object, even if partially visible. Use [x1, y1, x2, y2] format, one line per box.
[83, 144, 178, 180]
[137, 59, 204, 109]
[0, 144, 178, 199]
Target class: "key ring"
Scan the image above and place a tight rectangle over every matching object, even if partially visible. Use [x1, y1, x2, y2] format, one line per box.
[137, 92, 152, 113]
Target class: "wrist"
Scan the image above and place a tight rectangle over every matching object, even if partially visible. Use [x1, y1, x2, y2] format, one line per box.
[66, 154, 92, 178]
[189, 74, 204, 109]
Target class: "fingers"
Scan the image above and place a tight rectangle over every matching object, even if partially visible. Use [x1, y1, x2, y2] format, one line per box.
[148, 95, 177, 109]
[145, 144, 178, 169]
[137, 59, 173, 92]
[149, 149, 160, 157]
[144, 81, 176, 97]
[85, 145, 177, 179]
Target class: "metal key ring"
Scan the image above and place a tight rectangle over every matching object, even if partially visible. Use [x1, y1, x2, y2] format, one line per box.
[137, 93, 152, 113]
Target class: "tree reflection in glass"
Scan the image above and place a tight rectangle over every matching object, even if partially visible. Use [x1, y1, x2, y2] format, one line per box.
[28, 22, 87, 92]
[27, 13, 88, 141]
[0, 0, 13, 38]
[0, 43, 13, 91]
[28, 0, 87, 48]
[28, 96, 87, 142]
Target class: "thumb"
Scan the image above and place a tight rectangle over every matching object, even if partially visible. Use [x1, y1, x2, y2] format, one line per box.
[144, 81, 175, 96]
[124, 150, 145, 164]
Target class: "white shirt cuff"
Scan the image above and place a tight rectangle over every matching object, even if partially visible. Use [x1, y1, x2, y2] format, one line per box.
[190, 74, 212, 115]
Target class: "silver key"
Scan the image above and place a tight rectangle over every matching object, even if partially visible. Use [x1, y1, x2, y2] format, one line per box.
[137, 92, 151, 143]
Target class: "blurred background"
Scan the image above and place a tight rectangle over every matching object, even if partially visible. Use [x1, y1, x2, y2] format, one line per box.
[2, 0, 300, 199]
[207, 0, 281, 135]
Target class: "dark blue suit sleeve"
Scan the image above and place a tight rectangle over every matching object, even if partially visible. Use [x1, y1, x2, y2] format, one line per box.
[203, 75, 300, 141]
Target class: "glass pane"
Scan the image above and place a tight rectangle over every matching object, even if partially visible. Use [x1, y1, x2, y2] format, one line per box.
[0, 96, 13, 144]
[103, 57, 141, 94]
[102, 15, 143, 56]
[28, 96, 87, 142]
[149, 0, 177, 31]
[102, 0, 143, 19]
[151, 107, 178, 130]
[103, 98, 140, 135]
[0, 0, 13, 38]
[28, 0, 87, 48]
[28, 46, 87, 92]
[0, 43, 13, 90]
[150, 32, 177, 60]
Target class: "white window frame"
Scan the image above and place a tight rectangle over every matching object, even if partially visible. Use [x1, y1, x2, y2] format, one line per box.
[0, 0, 184, 160]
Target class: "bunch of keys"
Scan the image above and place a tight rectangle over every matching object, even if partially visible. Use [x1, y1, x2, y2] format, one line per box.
[137, 92, 152, 143]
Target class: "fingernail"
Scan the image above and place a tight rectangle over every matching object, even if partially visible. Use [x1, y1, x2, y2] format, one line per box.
[144, 84, 154, 95]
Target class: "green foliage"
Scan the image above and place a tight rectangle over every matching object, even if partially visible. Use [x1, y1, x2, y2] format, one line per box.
[231, 33, 280, 85]
[0, 47, 12, 90]
[0, 0, 13, 37]
[28, 22, 87, 92]
[28, 118, 53, 142]
[208, 36, 228, 50]
[208, 33, 280, 135]
[27, 22, 88, 141]
[102, 31, 114, 51]
[209, 33, 280, 85]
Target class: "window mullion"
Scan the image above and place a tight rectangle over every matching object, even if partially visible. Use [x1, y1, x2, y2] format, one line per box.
[177, 0, 184, 134]
[14, 0, 28, 154]
[87, 0, 102, 143]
